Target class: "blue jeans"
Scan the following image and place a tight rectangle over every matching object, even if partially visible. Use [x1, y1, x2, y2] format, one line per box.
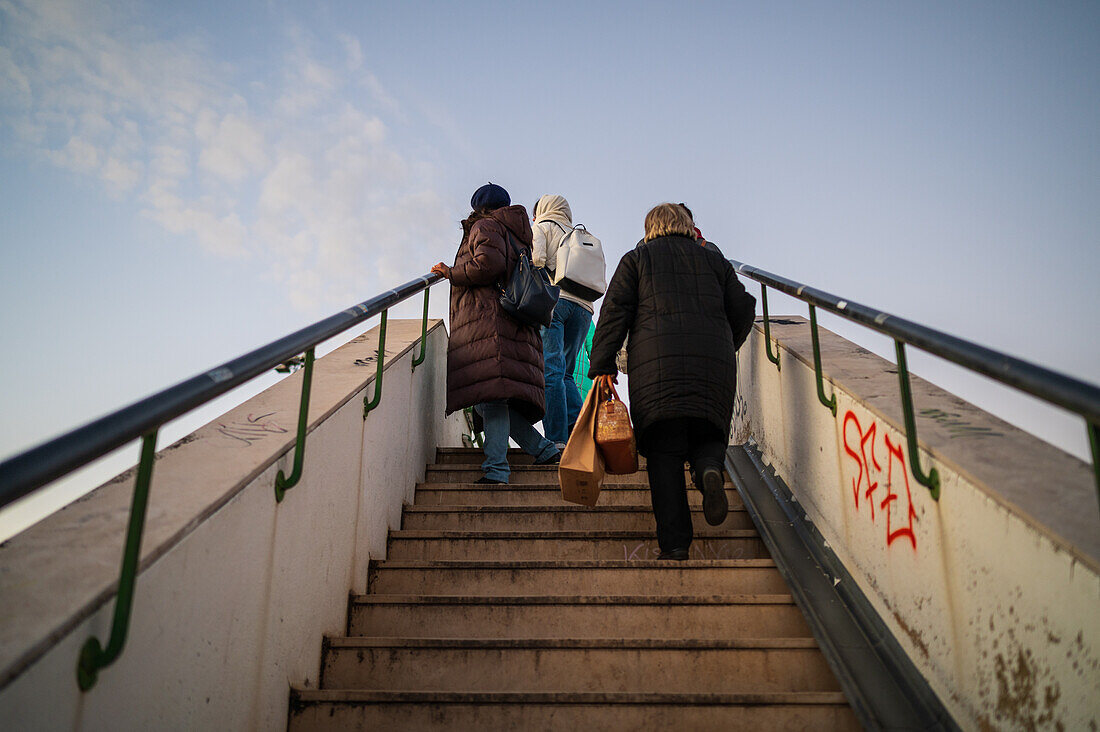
[475, 401, 559, 483]
[542, 299, 593, 444]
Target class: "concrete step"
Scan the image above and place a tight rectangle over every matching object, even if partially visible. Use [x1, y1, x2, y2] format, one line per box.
[436, 447, 649, 469]
[288, 690, 860, 731]
[385, 530, 768, 561]
[349, 594, 812, 639]
[367, 559, 788, 596]
[426, 464, 663, 485]
[401, 504, 755, 531]
[413, 483, 744, 507]
[320, 637, 840, 693]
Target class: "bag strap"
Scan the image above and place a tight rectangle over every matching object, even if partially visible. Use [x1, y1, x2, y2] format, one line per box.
[598, 374, 624, 403]
[497, 227, 524, 291]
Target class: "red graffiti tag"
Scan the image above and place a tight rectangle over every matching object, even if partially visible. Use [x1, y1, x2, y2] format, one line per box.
[882, 434, 917, 549]
[842, 410, 918, 551]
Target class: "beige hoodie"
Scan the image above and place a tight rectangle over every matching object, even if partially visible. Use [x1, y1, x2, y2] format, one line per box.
[531, 195, 592, 312]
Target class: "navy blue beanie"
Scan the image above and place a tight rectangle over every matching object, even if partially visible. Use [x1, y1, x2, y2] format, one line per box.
[470, 182, 510, 212]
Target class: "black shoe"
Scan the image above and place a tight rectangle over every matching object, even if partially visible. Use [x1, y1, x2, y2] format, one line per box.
[534, 451, 561, 466]
[657, 547, 690, 561]
[474, 476, 505, 484]
[701, 467, 729, 526]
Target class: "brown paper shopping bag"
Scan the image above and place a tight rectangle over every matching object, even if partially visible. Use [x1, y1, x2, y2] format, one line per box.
[558, 379, 606, 507]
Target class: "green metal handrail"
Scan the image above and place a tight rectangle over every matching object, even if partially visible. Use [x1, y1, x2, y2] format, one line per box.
[808, 305, 838, 416]
[895, 341, 941, 499]
[77, 431, 158, 690]
[732, 259, 1100, 507]
[412, 289, 430, 370]
[274, 348, 315, 502]
[0, 273, 444, 692]
[760, 286, 781, 371]
[363, 310, 388, 417]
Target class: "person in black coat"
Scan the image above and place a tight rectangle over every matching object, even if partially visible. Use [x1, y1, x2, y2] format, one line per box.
[588, 203, 756, 560]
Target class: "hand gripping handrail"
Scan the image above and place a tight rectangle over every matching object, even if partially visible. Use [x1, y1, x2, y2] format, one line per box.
[729, 260, 1099, 506]
[0, 272, 443, 689]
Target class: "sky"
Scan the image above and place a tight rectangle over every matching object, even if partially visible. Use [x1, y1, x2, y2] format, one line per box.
[1, 0, 1098, 539]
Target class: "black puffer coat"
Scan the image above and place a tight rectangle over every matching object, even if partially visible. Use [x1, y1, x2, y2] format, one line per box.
[445, 205, 546, 423]
[588, 234, 756, 449]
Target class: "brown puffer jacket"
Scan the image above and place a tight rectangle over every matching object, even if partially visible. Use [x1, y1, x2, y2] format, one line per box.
[445, 205, 546, 423]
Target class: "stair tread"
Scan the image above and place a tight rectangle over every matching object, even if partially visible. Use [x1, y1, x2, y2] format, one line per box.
[417, 483, 654, 489]
[325, 637, 820, 650]
[403, 505, 746, 513]
[286, 453, 853, 724]
[390, 529, 758, 538]
[372, 558, 776, 568]
[292, 689, 850, 705]
[353, 593, 795, 605]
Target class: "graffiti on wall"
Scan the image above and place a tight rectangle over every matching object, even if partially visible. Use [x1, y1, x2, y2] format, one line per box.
[216, 412, 288, 446]
[842, 410, 918, 550]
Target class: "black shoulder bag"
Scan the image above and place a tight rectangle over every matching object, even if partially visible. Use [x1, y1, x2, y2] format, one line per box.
[499, 229, 560, 328]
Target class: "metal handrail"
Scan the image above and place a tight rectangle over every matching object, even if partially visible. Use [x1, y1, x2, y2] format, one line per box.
[0, 273, 443, 510]
[2, 270, 443, 690]
[731, 261, 1100, 422]
[731, 259, 1100, 501]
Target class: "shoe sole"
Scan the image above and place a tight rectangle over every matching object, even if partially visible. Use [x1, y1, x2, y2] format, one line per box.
[701, 470, 729, 526]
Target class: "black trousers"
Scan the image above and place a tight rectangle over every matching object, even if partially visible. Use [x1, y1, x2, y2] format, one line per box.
[639, 417, 727, 552]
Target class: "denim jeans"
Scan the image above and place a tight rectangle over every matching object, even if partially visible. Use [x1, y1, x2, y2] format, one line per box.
[542, 299, 593, 444]
[475, 401, 559, 483]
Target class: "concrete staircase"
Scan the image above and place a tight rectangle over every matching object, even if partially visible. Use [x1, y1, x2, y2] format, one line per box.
[289, 448, 859, 730]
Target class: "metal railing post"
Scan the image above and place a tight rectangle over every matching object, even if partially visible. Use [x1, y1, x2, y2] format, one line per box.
[895, 341, 941, 500]
[412, 289, 430, 371]
[761, 285, 781, 371]
[809, 305, 837, 416]
[274, 348, 315, 502]
[1089, 421, 1099, 514]
[77, 430, 158, 690]
[363, 310, 388, 417]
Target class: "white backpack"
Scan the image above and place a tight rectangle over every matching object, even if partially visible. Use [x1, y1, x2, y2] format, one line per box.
[551, 223, 606, 302]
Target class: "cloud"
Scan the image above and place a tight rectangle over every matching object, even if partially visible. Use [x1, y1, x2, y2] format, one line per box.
[197, 112, 268, 182]
[0, 0, 456, 311]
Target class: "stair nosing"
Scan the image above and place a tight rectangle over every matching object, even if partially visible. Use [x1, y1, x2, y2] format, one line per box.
[324, 637, 820, 650]
[403, 504, 745, 511]
[371, 559, 776, 569]
[416, 483, 655, 489]
[389, 530, 760, 539]
[352, 593, 796, 605]
[290, 689, 850, 705]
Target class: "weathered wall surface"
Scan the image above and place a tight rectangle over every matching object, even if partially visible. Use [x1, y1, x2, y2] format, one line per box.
[0, 318, 465, 730]
[735, 316, 1099, 731]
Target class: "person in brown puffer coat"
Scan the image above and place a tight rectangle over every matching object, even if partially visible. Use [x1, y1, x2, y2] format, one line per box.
[431, 183, 560, 484]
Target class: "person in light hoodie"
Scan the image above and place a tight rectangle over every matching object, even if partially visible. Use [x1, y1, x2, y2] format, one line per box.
[531, 194, 596, 449]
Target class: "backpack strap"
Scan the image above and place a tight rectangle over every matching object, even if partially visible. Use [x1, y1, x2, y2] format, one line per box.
[540, 220, 573, 274]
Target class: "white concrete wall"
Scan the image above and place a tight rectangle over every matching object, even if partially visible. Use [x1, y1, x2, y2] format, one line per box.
[0, 318, 466, 730]
[735, 317, 1100, 731]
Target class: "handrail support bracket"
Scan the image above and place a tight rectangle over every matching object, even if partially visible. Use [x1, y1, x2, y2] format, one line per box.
[808, 305, 838, 416]
[363, 310, 388, 418]
[274, 348, 315, 502]
[761, 286, 781, 371]
[77, 430, 159, 691]
[894, 341, 941, 500]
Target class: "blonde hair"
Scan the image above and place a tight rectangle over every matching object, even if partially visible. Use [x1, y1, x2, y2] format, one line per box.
[644, 203, 697, 241]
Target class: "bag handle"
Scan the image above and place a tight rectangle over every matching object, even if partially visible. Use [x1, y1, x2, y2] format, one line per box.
[597, 374, 623, 403]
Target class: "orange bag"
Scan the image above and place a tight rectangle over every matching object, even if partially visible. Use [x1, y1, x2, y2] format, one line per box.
[558, 380, 606, 507]
[594, 375, 638, 475]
